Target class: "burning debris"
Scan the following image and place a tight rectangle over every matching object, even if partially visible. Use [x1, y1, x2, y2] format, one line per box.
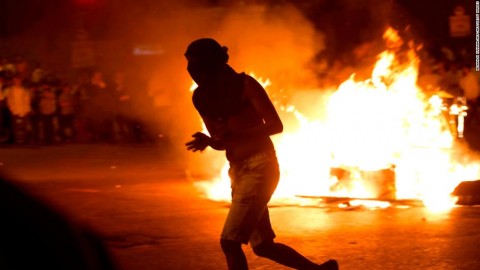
[452, 180, 480, 205]
[330, 166, 396, 201]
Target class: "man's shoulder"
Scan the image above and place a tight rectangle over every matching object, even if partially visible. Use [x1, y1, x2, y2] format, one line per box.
[191, 86, 206, 107]
[242, 74, 264, 94]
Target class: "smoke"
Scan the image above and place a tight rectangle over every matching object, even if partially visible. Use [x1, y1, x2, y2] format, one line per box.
[215, 4, 325, 93]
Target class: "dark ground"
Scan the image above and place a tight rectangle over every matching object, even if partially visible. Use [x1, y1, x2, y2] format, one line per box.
[0, 144, 480, 270]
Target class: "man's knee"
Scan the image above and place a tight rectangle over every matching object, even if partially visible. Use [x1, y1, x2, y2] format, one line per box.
[220, 239, 242, 255]
[252, 240, 274, 258]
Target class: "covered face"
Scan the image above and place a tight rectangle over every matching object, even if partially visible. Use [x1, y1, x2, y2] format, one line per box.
[185, 38, 229, 85]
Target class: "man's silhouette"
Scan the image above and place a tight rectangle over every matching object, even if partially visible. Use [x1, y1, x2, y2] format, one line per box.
[185, 38, 338, 270]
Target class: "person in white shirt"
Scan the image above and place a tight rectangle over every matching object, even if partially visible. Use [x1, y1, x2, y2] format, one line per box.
[6, 76, 31, 144]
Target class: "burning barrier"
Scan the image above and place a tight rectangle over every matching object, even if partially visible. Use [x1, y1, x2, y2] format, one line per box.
[192, 28, 480, 211]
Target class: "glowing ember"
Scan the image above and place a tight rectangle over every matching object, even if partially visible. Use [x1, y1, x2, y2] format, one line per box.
[192, 27, 480, 211]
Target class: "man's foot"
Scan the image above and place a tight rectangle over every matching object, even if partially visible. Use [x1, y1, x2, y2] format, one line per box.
[317, 259, 338, 270]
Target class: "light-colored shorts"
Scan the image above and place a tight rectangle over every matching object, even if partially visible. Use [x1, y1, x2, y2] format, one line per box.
[221, 151, 280, 247]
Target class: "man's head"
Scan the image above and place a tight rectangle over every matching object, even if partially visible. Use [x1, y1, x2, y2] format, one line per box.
[185, 38, 229, 63]
[185, 38, 229, 85]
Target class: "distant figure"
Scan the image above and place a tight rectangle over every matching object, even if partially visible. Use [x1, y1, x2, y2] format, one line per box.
[58, 83, 76, 143]
[6, 76, 31, 144]
[88, 71, 114, 143]
[0, 72, 8, 142]
[38, 82, 58, 144]
[185, 38, 338, 270]
[442, 61, 462, 97]
[459, 64, 480, 127]
[72, 71, 93, 143]
[112, 71, 137, 143]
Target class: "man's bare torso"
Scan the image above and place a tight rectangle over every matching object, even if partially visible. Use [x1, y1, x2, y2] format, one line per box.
[221, 104, 275, 162]
[193, 70, 277, 162]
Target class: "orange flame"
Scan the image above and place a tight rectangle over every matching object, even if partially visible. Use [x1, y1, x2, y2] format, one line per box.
[192, 27, 480, 212]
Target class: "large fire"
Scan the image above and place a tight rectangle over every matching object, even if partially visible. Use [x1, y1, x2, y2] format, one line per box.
[192, 28, 480, 211]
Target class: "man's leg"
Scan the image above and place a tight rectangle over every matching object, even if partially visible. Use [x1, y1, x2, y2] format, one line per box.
[252, 239, 338, 270]
[250, 208, 338, 270]
[220, 239, 248, 270]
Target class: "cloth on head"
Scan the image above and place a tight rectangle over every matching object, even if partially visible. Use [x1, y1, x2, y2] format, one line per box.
[185, 38, 229, 63]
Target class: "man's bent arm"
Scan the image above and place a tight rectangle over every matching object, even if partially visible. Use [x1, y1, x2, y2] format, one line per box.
[202, 116, 227, 150]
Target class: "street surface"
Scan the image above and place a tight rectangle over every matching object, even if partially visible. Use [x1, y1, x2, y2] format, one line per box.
[1, 144, 479, 270]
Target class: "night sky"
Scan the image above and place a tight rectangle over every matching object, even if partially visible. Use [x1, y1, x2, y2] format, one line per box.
[0, 0, 476, 62]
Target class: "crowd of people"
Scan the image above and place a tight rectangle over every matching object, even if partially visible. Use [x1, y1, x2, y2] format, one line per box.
[0, 57, 152, 146]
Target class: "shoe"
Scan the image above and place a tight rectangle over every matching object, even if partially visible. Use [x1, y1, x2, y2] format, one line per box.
[318, 259, 338, 270]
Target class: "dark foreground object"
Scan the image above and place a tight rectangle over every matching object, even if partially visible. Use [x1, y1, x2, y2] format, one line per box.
[0, 174, 117, 270]
[453, 180, 480, 205]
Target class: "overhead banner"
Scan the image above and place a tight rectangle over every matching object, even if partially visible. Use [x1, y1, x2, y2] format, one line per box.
[450, 15, 471, 37]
